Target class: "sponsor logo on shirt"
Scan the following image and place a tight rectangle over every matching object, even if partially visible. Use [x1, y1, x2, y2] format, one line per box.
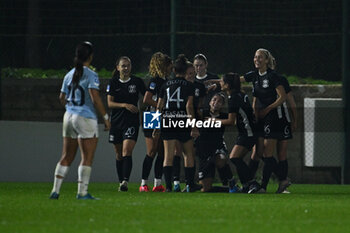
[195, 88, 200, 97]
[262, 79, 269, 88]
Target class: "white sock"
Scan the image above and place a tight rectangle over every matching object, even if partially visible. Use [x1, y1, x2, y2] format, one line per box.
[77, 165, 92, 196]
[154, 178, 162, 187]
[141, 179, 147, 186]
[52, 163, 69, 194]
[174, 180, 180, 185]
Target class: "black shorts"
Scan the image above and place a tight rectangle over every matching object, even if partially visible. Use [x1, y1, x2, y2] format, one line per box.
[235, 135, 257, 151]
[143, 128, 153, 138]
[197, 143, 227, 180]
[109, 125, 139, 144]
[262, 109, 292, 140]
[161, 126, 192, 143]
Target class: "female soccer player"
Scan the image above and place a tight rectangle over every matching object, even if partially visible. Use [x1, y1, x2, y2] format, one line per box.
[155, 54, 199, 192]
[193, 53, 231, 186]
[139, 52, 173, 192]
[107, 56, 146, 192]
[49, 41, 110, 200]
[249, 74, 296, 193]
[218, 73, 259, 192]
[197, 92, 240, 193]
[241, 48, 287, 193]
[172, 61, 206, 192]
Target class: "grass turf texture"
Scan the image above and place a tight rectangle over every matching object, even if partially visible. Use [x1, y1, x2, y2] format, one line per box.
[1, 183, 349, 233]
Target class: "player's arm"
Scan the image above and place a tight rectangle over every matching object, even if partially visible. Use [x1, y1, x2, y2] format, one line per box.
[259, 85, 286, 118]
[152, 97, 165, 138]
[186, 96, 200, 138]
[143, 91, 157, 107]
[59, 92, 66, 106]
[215, 112, 235, 126]
[89, 88, 111, 130]
[252, 97, 259, 120]
[107, 95, 138, 113]
[287, 92, 297, 131]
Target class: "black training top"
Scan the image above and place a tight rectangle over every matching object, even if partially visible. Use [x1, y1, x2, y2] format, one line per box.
[195, 72, 221, 111]
[228, 91, 256, 137]
[198, 110, 227, 148]
[107, 74, 146, 128]
[145, 76, 167, 112]
[193, 80, 206, 115]
[244, 69, 282, 109]
[278, 75, 291, 94]
[159, 77, 194, 112]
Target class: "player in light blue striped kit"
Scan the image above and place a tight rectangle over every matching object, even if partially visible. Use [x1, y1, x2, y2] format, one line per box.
[49, 41, 110, 200]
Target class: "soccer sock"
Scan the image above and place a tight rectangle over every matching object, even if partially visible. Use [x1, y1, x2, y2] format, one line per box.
[173, 155, 181, 182]
[184, 167, 195, 186]
[230, 158, 251, 184]
[52, 163, 69, 194]
[154, 155, 164, 179]
[208, 186, 229, 193]
[142, 154, 154, 180]
[261, 157, 278, 190]
[222, 163, 234, 180]
[122, 156, 133, 182]
[154, 178, 162, 187]
[163, 166, 173, 190]
[77, 165, 92, 196]
[248, 159, 260, 180]
[278, 160, 288, 181]
[116, 159, 124, 183]
[217, 165, 229, 185]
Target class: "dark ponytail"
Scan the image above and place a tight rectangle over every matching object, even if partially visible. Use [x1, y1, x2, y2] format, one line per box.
[72, 41, 93, 85]
[174, 54, 188, 75]
[223, 72, 241, 92]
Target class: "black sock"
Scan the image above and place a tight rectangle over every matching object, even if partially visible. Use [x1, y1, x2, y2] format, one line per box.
[261, 157, 278, 189]
[208, 186, 229, 192]
[122, 156, 132, 182]
[116, 159, 124, 183]
[222, 163, 234, 180]
[154, 155, 164, 179]
[185, 167, 195, 186]
[173, 156, 181, 181]
[249, 159, 259, 180]
[278, 160, 288, 181]
[230, 158, 251, 184]
[217, 166, 229, 185]
[142, 155, 154, 180]
[163, 166, 173, 190]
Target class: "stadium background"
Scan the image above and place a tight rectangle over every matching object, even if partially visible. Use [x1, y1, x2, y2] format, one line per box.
[0, 0, 345, 184]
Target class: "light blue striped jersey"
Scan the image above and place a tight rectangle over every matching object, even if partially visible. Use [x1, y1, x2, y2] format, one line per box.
[60, 67, 100, 119]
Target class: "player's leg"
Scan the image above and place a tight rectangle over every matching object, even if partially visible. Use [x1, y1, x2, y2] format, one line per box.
[229, 145, 252, 190]
[163, 139, 176, 191]
[120, 139, 137, 191]
[249, 137, 264, 179]
[113, 143, 123, 186]
[276, 140, 291, 193]
[261, 139, 278, 192]
[199, 177, 213, 192]
[140, 135, 156, 192]
[50, 112, 78, 199]
[215, 153, 240, 193]
[182, 139, 200, 192]
[173, 141, 183, 192]
[77, 136, 98, 199]
[153, 137, 165, 192]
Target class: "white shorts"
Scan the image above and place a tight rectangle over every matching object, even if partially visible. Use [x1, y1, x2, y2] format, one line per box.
[63, 112, 98, 139]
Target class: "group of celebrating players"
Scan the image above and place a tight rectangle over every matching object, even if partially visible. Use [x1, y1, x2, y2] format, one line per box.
[49, 41, 297, 200]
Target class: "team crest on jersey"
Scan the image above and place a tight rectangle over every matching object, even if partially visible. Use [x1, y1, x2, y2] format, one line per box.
[106, 85, 110, 92]
[262, 79, 269, 88]
[149, 82, 156, 90]
[195, 88, 200, 97]
[128, 85, 136, 93]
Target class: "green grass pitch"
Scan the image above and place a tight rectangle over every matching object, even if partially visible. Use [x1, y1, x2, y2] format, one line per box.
[1, 182, 349, 233]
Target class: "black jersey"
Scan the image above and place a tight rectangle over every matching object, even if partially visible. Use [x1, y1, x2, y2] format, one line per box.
[278, 75, 292, 123]
[228, 91, 255, 137]
[159, 77, 194, 112]
[145, 76, 167, 111]
[278, 75, 291, 94]
[195, 72, 220, 111]
[107, 75, 146, 128]
[193, 80, 206, 113]
[198, 110, 227, 148]
[244, 69, 282, 109]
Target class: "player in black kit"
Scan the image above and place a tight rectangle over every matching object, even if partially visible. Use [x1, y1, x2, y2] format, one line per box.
[107, 56, 146, 192]
[139, 52, 173, 192]
[197, 92, 240, 193]
[241, 48, 287, 193]
[155, 54, 200, 192]
[193, 53, 231, 186]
